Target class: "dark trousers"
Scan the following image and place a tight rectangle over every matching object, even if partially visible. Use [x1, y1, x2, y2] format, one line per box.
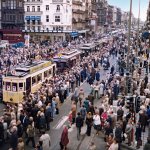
[72, 118, 75, 124]
[26, 137, 35, 147]
[46, 120, 50, 130]
[141, 124, 146, 132]
[86, 125, 92, 136]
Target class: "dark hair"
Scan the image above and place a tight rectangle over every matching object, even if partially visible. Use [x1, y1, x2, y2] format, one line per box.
[77, 112, 80, 116]
[109, 133, 114, 138]
[114, 137, 119, 143]
[41, 131, 46, 135]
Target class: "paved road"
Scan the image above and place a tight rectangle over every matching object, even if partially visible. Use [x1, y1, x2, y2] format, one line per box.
[1, 55, 130, 150]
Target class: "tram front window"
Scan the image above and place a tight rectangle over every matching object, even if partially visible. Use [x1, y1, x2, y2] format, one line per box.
[19, 83, 23, 91]
[12, 83, 17, 92]
[44, 71, 48, 78]
[32, 77, 36, 85]
[37, 74, 42, 82]
[6, 82, 11, 91]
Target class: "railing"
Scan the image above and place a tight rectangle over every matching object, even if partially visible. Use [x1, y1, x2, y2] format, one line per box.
[72, 0, 82, 5]
[25, 0, 43, 4]
[25, 11, 43, 15]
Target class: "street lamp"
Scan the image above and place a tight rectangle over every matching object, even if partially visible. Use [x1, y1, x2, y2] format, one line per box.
[127, 0, 132, 71]
[126, 0, 132, 95]
[136, 0, 140, 57]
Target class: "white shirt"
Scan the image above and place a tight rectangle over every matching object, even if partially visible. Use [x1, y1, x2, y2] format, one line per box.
[108, 143, 119, 150]
[40, 134, 51, 150]
[93, 115, 101, 125]
[38, 100, 43, 108]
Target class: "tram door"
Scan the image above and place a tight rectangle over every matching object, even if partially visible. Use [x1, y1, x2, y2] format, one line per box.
[26, 77, 31, 95]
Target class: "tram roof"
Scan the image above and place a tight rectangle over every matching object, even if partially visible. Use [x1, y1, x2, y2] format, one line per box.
[53, 49, 81, 60]
[5, 60, 53, 78]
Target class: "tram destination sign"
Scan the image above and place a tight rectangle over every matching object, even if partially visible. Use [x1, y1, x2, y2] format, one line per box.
[30, 61, 51, 74]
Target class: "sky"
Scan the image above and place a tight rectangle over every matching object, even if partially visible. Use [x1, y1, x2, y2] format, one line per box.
[108, 0, 149, 21]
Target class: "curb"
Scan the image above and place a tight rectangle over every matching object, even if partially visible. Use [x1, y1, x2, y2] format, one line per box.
[121, 143, 136, 150]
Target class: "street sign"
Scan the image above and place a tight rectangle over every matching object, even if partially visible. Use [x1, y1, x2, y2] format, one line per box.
[70, 32, 78, 37]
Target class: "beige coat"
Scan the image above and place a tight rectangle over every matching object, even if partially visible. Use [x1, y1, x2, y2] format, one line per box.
[17, 142, 25, 150]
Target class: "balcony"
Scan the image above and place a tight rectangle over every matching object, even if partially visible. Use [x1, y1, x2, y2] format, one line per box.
[72, 9, 78, 13]
[72, 18, 77, 23]
[25, 0, 43, 4]
[72, 0, 82, 6]
[72, 9, 84, 14]
[25, 11, 43, 15]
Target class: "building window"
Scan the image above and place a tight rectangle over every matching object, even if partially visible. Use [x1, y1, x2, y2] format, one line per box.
[27, 20, 30, 24]
[2, 1, 6, 7]
[37, 6, 40, 12]
[27, 26, 30, 30]
[32, 0, 35, 1]
[32, 6, 35, 12]
[19, 1, 23, 7]
[27, 6, 30, 12]
[37, 20, 41, 25]
[32, 20, 35, 25]
[46, 15, 49, 22]
[55, 16, 60, 22]
[7, 0, 16, 9]
[38, 26, 41, 31]
[46, 5, 49, 11]
[56, 5, 60, 12]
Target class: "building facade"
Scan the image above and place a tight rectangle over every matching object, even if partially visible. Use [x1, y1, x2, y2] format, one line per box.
[96, 0, 107, 27]
[1, 0, 24, 29]
[24, 0, 72, 42]
[121, 11, 128, 27]
[107, 5, 113, 26]
[0, 1, 1, 29]
[72, 0, 86, 32]
[116, 7, 122, 26]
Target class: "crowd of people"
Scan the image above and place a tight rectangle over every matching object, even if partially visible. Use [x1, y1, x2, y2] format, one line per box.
[0, 31, 150, 150]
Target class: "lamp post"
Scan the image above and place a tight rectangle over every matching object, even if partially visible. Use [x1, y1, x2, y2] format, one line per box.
[126, 0, 132, 95]
[136, 0, 140, 57]
[127, 0, 132, 71]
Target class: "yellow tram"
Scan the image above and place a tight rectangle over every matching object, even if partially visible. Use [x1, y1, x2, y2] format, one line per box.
[3, 61, 56, 103]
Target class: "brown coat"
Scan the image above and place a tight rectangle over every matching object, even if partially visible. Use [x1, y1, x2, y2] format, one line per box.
[71, 104, 76, 118]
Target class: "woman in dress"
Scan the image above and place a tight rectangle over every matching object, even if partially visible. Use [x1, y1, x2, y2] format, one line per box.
[60, 125, 69, 150]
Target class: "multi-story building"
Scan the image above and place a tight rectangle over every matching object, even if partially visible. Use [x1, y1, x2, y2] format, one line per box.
[121, 11, 128, 27]
[112, 7, 117, 27]
[147, 1, 150, 24]
[107, 5, 113, 26]
[116, 7, 122, 26]
[72, 0, 87, 36]
[0, 1, 1, 29]
[96, 0, 107, 27]
[90, 0, 97, 32]
[24, 0, 72, 42]
[1, 0, 24, 29]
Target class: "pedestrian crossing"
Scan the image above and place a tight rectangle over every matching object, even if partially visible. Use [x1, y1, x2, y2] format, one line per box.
[53, 116, 68, 129]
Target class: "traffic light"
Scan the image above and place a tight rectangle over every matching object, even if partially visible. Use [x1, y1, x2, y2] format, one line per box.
[125, 96, 134, 112]
[135, 96, 141, 113]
